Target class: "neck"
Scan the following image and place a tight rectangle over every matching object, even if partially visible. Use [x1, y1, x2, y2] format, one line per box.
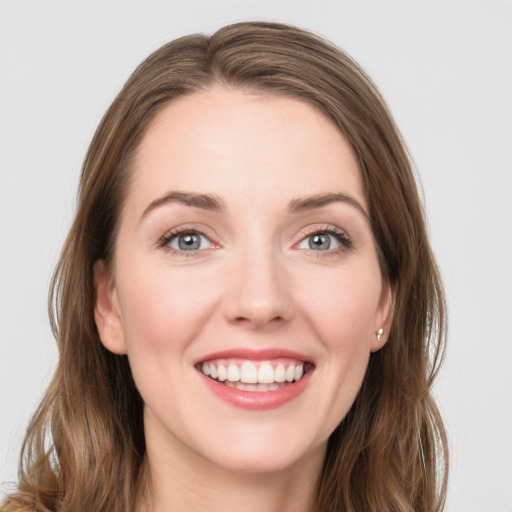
[136, 427, 325, 512]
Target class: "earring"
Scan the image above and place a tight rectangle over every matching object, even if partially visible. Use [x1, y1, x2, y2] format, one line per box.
[376, 328, 383, 342]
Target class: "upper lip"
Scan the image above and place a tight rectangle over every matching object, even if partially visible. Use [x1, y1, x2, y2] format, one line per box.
[195, 348, 315, 366]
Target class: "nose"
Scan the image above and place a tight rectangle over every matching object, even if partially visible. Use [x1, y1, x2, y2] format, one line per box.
[222, 245, 293, 330]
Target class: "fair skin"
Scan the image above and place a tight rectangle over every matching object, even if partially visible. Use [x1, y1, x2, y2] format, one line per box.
[94, 86, 393, 512]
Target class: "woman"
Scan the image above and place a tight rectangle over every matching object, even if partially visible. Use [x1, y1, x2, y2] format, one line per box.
[2, 21, 448, 512]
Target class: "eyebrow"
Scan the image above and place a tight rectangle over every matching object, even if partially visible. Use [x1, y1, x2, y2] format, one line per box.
[140, 191, 225, 221]
[288, 192, 369, 221]
[140, 190, 368, 223]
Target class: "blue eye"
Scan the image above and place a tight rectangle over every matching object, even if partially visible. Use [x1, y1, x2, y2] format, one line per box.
[307, 233, 333, 251]
[297, 230, 350, 252]
[167, 232, 212, 251]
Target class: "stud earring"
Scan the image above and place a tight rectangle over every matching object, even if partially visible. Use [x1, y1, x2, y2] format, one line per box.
[376, 328, 384, 342]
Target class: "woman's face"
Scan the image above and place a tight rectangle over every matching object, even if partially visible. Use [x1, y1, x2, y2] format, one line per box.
[95, 87, 392, 474]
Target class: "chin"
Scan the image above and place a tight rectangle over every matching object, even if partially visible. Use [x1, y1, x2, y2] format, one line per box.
[208, 452, 318, 476]
[194, 425, 326, 476]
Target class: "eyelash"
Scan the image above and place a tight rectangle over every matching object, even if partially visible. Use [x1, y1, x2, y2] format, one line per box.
[297, 224, 353, 255]
[158, 224, 353, 256]
[158, 227, 213, 257]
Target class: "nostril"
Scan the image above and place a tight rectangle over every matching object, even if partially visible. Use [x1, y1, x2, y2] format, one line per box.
[231, 314, 286, 330]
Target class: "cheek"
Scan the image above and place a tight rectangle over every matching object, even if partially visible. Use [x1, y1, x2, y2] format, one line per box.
[299, 264, 382, 349]
[116, 260, 222, 354]
[114, 260, 225, 418]
[298, 264, 382, 430]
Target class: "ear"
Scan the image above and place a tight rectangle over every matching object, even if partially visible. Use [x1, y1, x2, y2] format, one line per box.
[93, 260, 127, 355]
[370, 282, 395, 353]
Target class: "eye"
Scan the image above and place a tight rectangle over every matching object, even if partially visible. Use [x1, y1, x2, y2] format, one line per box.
[164, 231, 213, 252]
[296, 228, 352, 252]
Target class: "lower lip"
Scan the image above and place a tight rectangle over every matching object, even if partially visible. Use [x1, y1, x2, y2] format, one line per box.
[200, 371, 313, 411]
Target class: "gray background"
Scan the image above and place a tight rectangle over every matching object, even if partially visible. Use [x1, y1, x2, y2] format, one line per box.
[1, 1, 511, 510]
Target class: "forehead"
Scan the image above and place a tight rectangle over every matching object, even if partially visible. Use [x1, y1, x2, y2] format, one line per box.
[127, 86, 365, 215]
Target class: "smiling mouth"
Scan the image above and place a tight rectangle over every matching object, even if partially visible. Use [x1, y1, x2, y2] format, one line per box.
[196, 358, 314, 392]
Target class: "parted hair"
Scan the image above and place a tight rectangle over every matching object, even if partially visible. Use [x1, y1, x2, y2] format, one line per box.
[2, 21, 447, 512]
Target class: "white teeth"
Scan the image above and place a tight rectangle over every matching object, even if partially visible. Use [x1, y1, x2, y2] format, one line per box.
[217, 364, 227, 381]
[227, 363, 240, 382]
[200, 360, 307, 386]
[240, 361, 258, 384]
[274, 364, 286, 382]
[257, 362, 275, 384]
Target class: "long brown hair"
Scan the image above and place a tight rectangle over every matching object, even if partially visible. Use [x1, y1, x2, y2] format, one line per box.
[2, 22, 448, 512]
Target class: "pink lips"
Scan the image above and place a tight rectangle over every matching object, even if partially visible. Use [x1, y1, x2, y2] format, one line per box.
[195, 348, 314, 365]
[196, 348, 314, 411]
